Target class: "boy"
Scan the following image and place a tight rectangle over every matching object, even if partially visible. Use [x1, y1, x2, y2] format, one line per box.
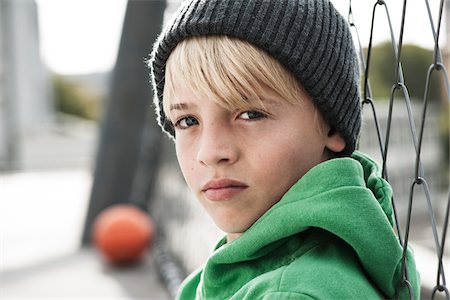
[149, 0, 420, 299]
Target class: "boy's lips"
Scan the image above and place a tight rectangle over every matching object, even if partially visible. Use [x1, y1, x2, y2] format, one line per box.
[201, 178, 248, 201]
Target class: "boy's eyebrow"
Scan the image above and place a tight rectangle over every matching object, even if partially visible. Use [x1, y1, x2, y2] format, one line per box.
[169, 102, 195, 111]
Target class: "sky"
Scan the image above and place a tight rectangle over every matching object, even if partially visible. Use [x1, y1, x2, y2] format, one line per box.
[36, 0, 127, 74]
[36, 0, 448, 75]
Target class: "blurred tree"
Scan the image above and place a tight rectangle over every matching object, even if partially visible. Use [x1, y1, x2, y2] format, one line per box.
[366, 42, 443, 101]
[52, 75, 100, 120]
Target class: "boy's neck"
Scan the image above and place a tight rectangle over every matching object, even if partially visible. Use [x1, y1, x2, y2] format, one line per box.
[227, 233, 242, 243]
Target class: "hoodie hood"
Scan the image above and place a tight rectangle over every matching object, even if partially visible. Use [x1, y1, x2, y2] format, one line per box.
[183, 152, 420, 299]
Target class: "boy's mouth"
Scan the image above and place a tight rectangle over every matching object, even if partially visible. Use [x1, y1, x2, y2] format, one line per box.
[201, 179, 248, 201]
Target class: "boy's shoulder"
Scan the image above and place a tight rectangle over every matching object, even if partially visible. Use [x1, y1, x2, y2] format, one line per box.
[177, 229, 385, 299]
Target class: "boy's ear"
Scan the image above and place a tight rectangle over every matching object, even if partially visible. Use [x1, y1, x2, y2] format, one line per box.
[325, 129, 346, 153]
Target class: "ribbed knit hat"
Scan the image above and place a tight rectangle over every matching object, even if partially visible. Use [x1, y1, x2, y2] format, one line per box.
[150, 0, 361, 155]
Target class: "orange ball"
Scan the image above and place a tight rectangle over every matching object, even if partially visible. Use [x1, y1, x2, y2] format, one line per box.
[92, 204, 155, 264]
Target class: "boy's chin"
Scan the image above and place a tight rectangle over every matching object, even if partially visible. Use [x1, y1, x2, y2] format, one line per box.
[209, 210, 264, 240]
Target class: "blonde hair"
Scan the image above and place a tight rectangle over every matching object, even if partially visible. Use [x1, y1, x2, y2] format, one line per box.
[163, 35, 327, 132]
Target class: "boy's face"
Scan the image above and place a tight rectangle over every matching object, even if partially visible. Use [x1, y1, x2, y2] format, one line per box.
[166, 80, 345, 242]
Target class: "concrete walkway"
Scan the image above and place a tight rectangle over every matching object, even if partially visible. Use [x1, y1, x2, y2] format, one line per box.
[1, 248, 170, 300]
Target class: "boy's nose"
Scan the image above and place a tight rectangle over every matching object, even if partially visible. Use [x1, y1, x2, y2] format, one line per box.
[196, 123, 238, 167]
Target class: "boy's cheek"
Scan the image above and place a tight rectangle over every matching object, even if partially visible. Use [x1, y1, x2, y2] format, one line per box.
[175, 146, 198, 188]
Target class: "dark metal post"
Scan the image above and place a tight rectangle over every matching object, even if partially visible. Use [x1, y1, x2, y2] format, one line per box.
[82, 0, 166, 244]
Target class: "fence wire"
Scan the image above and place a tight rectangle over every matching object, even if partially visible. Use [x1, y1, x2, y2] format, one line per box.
[351, 0, 450, 298]
[146, 0, 450, 299]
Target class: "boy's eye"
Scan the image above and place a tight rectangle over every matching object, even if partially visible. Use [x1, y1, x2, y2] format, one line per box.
[174, 116, 199, 129]
[238, 110, 267, 120]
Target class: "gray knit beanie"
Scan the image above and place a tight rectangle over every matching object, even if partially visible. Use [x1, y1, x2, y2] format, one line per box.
[150, 0, 361, 155]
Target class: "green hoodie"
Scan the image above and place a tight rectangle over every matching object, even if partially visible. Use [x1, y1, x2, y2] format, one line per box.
[177, 152, 420, 299]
